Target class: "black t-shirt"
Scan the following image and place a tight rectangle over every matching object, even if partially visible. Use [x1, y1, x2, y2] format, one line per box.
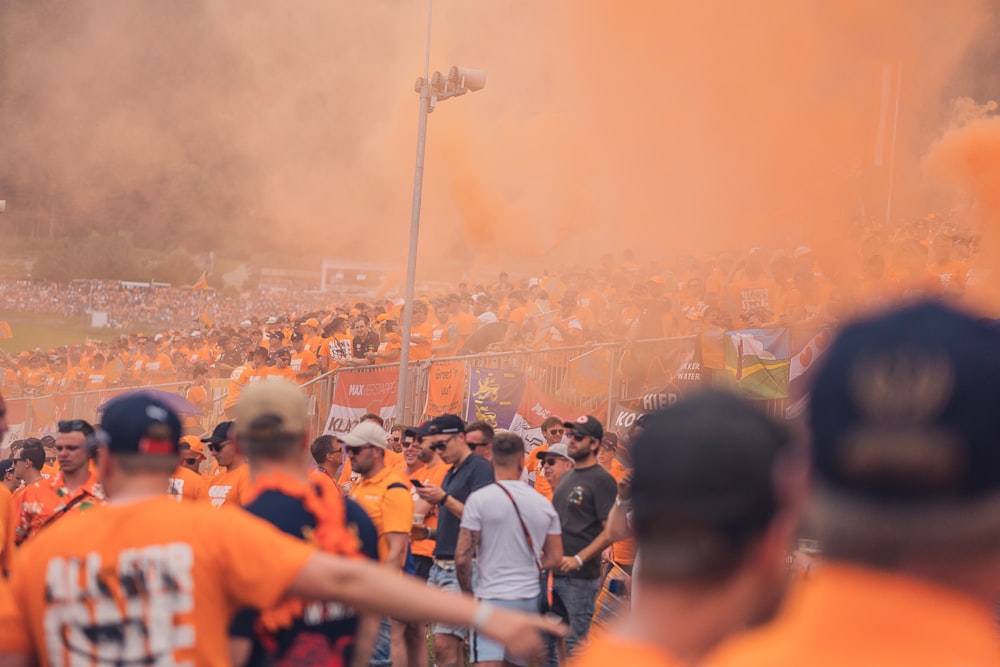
[351, 333, 380, 358]
[552, 464, 618, 579]
[230, 490, 379, 667]
[435, 453, 494, 558]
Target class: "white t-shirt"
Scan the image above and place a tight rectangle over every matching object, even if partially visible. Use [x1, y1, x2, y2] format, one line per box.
[461, 480, 561, 600]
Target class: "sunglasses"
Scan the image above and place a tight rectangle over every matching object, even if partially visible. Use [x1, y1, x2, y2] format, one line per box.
[207, 442, 227, 453]
[389, 436, 401, 442]
[58, 419, 92, 435]
[346, 445, 375, 455]
[429, 435, 455, 452]
[542, 457, 563, 466]
[567, 432, 588, 442]
[548, 429, 564, 435]
[182, 458, 198, 466]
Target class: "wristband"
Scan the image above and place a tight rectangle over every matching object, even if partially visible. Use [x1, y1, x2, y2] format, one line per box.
[440, 493, 450, 506]
[472, 601, 495, 631]
[573, 554, 584, 567]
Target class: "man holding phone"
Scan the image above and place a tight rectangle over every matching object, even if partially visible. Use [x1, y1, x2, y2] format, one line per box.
[413, 415, 494, 667]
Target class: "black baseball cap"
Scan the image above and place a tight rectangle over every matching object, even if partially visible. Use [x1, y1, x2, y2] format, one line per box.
[631, 390, 791, 538]
[415, 414, 465, 436]
[97, 393, 182, 455]
[563, 415, 604, 441]
[290, 332, 304, 342]
[0, 459, 14, 475]
[810, 300, 1000, 503]
[201, 421, 234, 445]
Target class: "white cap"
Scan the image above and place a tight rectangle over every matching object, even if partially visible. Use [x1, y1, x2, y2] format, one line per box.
[153, 333, 164, 343]
[339, 421, 388, 449]
[477, 312, 499, 325]
[240, 320, 252, 329]
[191, 330, 201, 338]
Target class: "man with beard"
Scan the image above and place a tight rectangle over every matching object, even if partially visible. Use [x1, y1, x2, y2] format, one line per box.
[551, 416, 617, 656]
[571, 391, 804, 667]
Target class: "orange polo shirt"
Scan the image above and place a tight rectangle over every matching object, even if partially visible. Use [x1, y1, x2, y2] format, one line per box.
[709, 562, 1000, 667]
[349, 466, 414, 564]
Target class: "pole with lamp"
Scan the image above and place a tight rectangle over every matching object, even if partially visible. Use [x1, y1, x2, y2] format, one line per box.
[394, 43, 487, 422]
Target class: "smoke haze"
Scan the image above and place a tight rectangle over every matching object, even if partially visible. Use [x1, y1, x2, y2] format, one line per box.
[0, 1, 997, 280]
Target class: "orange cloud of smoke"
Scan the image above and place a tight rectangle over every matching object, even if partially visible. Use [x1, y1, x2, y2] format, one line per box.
[0, 0, 995, 287]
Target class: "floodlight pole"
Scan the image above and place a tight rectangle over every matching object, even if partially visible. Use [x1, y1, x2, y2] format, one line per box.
[396, 1, 434, 425]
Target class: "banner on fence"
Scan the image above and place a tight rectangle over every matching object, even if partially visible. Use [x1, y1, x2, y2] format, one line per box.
[624, 336, 702, 396]
[567, 347, 612, 397]
[785, 326, 833, 417]
[509, 378, 607, 450]
[465, 368, 525, 428]
[424, 362, 465, 418]
[719, 328, 790, 399]
[323, 368, 400, 434]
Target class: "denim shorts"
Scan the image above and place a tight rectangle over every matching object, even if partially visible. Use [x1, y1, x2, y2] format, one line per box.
[370, 617, 392, 666]
[427, 562, 467, 639]
[470, 597, 539, 666]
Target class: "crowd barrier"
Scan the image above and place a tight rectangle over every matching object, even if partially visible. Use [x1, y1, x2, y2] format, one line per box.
[3, 326, 824, 445]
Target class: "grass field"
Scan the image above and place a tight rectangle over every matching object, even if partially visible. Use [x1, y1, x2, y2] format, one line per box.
[2, 315, 118, 353]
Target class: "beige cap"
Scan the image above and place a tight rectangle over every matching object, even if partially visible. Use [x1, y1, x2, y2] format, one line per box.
[235, 380, 307, 440]
[339, 421, 388, 449]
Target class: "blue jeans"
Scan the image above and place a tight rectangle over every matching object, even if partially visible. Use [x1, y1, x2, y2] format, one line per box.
[370, 616, 392, 666]
[552, 576, 601, 656]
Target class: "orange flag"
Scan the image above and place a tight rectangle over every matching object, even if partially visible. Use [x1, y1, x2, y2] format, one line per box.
[0, 322, 11, 339]
[192, 271, 208, 290]
[200, 309, 214, 328]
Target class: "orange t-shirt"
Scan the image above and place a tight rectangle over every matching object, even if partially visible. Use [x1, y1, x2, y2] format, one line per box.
[290, 350, 320, 383]
[350, 467, 414, 564]
[570, 634, 678, 667]
[708, 563, 1000, 667]
[409, 322, 435, 361]
[205, 465, 251, 508]
[10, 496, 316, 666]
[0, 575, 29, 654]
[223, 364, 254, 411]
[408, 461, 450, 559]
[168, 466, 204, 502]
[265, 366, 298, 383]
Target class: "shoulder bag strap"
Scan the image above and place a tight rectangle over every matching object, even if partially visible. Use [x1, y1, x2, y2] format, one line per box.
[493, 482, 542, 574]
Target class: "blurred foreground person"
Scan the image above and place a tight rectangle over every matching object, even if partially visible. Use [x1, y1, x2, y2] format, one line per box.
[3, 393, 565, 665]
[228, 381, 379, 667]
[572, 391, 804, 667]
[713, 301, 1000, 666]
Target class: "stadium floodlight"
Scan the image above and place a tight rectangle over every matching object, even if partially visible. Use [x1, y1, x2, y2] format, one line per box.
[396, 59, 487, 419]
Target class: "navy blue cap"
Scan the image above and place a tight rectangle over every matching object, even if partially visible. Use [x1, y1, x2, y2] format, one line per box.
[416, 414, 465, 436]
[810, 301, 1000, 503]
[98, 393, 182, 455]
[0, 459, 14, 475]
[201, 421, 234, 445]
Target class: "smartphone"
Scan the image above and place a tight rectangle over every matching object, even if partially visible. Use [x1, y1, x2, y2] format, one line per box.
[410, 479, 425, 488]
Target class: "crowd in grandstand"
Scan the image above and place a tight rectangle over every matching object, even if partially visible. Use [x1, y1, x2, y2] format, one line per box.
[0, 214, 987, 404]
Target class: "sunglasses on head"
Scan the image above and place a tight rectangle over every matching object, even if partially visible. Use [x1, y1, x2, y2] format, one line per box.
[567, 432, 588, 442]
[58, 419, 92, 435]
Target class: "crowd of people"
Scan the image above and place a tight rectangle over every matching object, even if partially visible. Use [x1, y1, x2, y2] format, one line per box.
[1, 214, 992, 410]
[0, 299, 995, 667]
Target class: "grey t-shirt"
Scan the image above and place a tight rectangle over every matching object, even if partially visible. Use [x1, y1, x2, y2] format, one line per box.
[461, 481, 562, 600]
[552, 464, 617, 579]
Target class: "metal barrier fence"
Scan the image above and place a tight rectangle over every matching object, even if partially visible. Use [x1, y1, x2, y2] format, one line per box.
[301, 336, 790, 437]
[3, 336, 790, 444]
